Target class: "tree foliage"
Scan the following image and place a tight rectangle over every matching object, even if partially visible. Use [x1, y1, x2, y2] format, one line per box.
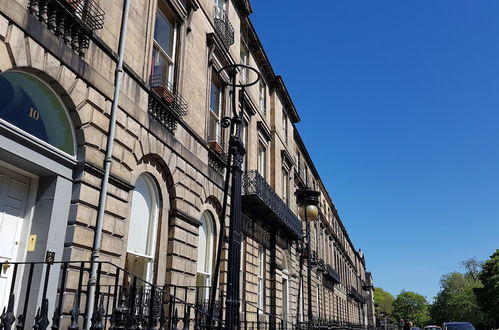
[461, 257, 483, 281]
[475, 250, 499, 327]
[374, 287, 395, 316]
[392, 291, 430, 326]
[430, 272, 489, 327]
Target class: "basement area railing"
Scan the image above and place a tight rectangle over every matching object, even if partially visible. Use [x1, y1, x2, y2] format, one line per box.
[0, 260, 217, 329]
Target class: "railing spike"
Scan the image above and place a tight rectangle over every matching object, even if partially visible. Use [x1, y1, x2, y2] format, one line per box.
[34, 298, 50, 330]
[15, 314, 24, 330]
[68, 292, 80, 330]
[51, 308, 60, 330]
[109, 291, 128, 330]
[172, 308, 179, 330]
[182, 305, 190, 330]
[90, 295, 104, 330]
[33, 306, 41, 330]
[158, 299, 166, 330]
[0, 293, 16, 330]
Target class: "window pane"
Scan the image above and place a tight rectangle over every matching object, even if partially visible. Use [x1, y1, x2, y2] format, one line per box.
[128, 176, 156, 256]
[208, 112, 221, 144]
[154, 5, 174, 57]
[214, 0, 226, 9]
[151, 47, 173, 82]
[197, 221, 207, 272]
[210, 82, 220, 115]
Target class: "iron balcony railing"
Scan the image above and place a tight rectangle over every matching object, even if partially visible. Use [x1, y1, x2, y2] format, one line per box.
[28, 0, 105, 56]
[348, 286, 366, 304]
[149, 74, 188, 134]
[207, 139, 229, 176]
[242, 170, 302, 238]
[213, 6, 234, 47]
[323, 264, 341, 284]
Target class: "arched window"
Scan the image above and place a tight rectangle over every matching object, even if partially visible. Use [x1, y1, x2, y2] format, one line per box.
[0, 71, 75, 155]
[196, 211, 216, 301]
[126, 174, 161, 283]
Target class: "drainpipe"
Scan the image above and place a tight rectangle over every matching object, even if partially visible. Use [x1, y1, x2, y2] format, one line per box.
[85, 0, 131, 327]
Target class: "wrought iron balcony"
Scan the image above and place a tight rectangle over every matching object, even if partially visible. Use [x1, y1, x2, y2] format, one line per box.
[213, 6, 234, 47]
[323, 264, 341, 284]
[242, 170, 302, 238]
[348, 286, 366, 304]
[207, 139, 228, 175]
[28, 0, 105, 56]
[149, 75, 188, 134]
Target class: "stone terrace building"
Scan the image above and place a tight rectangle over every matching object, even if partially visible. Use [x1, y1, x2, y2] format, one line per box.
[0, 0, 375, 328]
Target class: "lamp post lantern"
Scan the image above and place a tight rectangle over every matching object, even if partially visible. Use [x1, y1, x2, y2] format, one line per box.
[295, 187, 320, 330]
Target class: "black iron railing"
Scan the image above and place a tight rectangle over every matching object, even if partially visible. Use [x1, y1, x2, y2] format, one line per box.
[28, 0, 105, 56]
[179, 285, 303, 330]
[148, 74, 188, 134]
[207, 139, 229, 175]
[302, 318, 365, 330]
[323, 264, 341, 284]
[213, 6, 234, 47]
[242, 170, 302, 238]
[309, 317, 340, 329]
[0, 260, 218, 330]
[348, 286, 366, 304]
[239, 299, 302, 330]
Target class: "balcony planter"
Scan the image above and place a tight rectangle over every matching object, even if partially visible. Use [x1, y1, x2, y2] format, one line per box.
[208, 141, 224, 154]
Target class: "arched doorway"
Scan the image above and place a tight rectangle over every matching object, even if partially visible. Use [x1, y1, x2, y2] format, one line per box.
[0, 70, 77, 319]
[125, 174, 161, 283]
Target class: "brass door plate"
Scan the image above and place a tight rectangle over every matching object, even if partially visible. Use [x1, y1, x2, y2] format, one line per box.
[28, 234, 37, 252]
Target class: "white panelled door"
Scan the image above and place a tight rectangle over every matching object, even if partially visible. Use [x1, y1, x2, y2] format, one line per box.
[0, 165, 30, 307]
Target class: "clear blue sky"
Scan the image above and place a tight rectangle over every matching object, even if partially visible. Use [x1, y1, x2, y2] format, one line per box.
[251, 0, 499, 301]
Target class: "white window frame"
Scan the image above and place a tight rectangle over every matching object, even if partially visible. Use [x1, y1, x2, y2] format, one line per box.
[240, 44, 249, 83]
[282, 110, 288, 142]
[126, 174, 161, 283]
[196, 211, 216, 301]
[152, 2, 178, 88]
[214, 0, 227, 18]
[208, 71, 223, 146]
[259, 81, 267, 115]
[240, 119, 248, 171]
[257, 141, 267, 179]
[282, 167, 289, 204]
[257, 246, 265, 313]
[299, 277, 304, 322]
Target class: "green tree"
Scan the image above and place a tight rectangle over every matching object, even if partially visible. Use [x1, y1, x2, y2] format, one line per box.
[374, 287, 395, 316]
[475, 250, 499, 327]
[431, 271, 491, 328]
[393, 291, 430, 326]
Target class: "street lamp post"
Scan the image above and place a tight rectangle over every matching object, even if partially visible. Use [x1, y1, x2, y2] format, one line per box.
[206, 64, 260, 330]
[295, 188, 320, 330]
